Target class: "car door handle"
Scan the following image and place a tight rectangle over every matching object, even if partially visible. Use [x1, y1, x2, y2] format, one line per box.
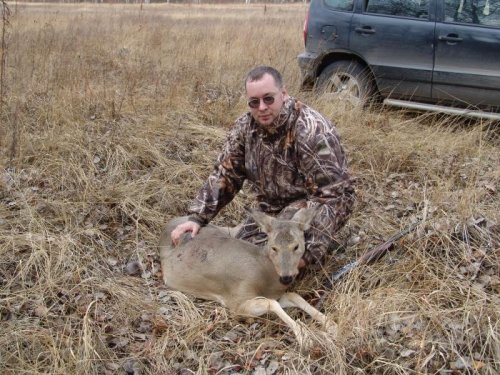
[438, 34, 463, 43]
[355, 26, 375, 34]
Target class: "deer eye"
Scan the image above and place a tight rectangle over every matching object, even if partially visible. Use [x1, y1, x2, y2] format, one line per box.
[293, 245, 300, 252]
[271, 247, 278, 253]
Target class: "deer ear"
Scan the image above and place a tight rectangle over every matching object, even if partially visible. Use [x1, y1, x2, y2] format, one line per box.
[249, 209, 274, 234]
[292, 207, 317, 231]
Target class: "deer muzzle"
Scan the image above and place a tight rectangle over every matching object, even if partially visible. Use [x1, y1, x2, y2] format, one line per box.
[279, 275, 295, 285]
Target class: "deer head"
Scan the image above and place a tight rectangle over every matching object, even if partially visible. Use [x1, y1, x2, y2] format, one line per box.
[250, 208, 316, 285]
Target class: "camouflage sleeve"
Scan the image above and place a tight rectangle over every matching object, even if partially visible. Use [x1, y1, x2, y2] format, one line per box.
[187, 118, 247, 225]
[296, 107, 355, 265]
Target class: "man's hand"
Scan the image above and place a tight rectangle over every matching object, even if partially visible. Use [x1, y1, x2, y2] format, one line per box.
[171, 221, 201, 246]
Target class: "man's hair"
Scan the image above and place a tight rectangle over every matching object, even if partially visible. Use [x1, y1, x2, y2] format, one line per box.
[245, 66, 284, 89]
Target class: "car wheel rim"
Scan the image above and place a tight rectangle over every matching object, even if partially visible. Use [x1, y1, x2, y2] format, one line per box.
[324, 73, 362, 108]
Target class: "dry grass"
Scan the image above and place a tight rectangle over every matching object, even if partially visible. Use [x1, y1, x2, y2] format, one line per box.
[0, 3, 498, 374]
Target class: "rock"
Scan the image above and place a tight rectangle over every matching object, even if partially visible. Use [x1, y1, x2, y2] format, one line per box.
[125, 261, 141, 276]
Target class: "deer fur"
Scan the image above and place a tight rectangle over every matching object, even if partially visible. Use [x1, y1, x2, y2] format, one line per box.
[159, 208, 336, 347]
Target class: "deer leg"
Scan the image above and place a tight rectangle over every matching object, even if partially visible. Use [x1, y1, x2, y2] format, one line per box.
[236, 297, 310, 348]
[278, 292, 337, 336]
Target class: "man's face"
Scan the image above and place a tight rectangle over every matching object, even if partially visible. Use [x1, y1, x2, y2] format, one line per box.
[246, 73, 288, 127]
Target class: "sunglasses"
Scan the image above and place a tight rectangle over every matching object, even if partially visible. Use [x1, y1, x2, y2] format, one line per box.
[248, 95, 275, 109]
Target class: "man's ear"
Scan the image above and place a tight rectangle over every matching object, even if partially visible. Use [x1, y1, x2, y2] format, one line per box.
[282, 86, 289, 99]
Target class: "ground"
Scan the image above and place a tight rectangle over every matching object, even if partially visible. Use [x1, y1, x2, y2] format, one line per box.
[0, 3, 498, 374]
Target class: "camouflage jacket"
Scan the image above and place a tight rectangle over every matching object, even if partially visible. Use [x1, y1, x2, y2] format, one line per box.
[188, 97, 355, 265]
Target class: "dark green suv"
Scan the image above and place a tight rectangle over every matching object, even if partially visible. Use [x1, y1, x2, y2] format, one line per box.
[298, 0, 500, 119]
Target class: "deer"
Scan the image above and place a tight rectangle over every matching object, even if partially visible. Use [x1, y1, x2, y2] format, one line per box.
[159, 208, 336, 348]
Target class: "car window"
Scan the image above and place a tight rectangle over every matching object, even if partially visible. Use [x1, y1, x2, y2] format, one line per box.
[444, 0, 500, 27]
[365, 0, 430, 19]
[324, 0, 354, 11]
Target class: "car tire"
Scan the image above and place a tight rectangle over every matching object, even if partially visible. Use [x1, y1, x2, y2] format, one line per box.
[315, 60, 376, 109]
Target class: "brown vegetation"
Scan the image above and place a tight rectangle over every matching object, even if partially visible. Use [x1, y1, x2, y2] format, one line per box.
[0, 3, 498, 374]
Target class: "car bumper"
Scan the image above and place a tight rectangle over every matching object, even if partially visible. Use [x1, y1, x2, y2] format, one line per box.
[297, 51, 319, 88]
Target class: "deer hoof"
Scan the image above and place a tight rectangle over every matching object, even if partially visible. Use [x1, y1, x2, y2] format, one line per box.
[325, 320, 338, 337]
[296, 334, 314, 353]
[295, 322, 313, 352]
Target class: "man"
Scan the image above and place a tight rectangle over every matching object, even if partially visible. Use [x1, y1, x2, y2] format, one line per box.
[171, 66, 355, 269]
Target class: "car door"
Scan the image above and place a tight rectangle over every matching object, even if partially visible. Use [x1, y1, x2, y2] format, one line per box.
[433, 0, 500, 110]
[350, 0, 435, 101]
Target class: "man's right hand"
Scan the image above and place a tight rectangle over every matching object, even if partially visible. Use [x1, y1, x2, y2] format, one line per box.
[170, 221, 201, 246]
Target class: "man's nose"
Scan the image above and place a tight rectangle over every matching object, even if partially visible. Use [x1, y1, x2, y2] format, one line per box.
[258, 99, 268, 110]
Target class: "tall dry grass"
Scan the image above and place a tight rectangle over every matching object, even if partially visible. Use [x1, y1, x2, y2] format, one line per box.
[0, 3, 498, 374]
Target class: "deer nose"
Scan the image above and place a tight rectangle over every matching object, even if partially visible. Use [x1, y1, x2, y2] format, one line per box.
[279, 275, 294, 285]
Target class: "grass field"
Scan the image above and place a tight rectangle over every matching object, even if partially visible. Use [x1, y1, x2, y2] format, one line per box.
[0, 3, 498, 374]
